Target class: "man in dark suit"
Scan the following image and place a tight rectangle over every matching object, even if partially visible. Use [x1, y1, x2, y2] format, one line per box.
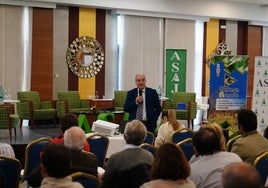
[124, 74, 162, 133]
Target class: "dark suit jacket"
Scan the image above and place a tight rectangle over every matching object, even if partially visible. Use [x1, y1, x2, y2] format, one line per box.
[27, 149, 98, 187]
[124, 87, 162, 132]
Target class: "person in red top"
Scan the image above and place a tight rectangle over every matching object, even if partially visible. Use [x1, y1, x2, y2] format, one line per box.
[50, 113, 90, 151]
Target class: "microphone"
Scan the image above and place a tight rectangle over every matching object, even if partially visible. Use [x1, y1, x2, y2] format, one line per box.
[139, 90, 143, 96]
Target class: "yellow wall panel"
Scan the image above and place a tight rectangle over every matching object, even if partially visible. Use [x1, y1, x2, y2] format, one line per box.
[205, 19, 219, 96]
[79, 8, 96, 99]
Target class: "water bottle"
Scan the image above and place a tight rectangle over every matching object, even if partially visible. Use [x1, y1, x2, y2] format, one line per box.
[0, 86, 4, 102]
[157, 85, 162, 98]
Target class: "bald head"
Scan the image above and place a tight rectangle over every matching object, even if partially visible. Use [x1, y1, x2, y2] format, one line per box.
[135, 74, 146, 90]
[64, 126, 86, 150]
[222, 162, 262, 188]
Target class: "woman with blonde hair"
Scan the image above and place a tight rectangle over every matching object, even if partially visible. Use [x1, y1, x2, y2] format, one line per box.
[201, 123, 226, 151]
[154, 109, 185, 147]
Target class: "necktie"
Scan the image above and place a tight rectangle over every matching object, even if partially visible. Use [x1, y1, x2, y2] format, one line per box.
[136, 90, 143, 120]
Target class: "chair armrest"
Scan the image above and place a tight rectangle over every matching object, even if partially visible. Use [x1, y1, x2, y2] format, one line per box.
[0, 104, 15, 114]
[56, 100, 69, 118]
[0, 106, 12, 126]
[187, 101, 197, 119]
[17, 101, 34, 118]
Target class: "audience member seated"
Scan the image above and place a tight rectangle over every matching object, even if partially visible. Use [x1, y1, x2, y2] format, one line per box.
[147, 143, 196, 187]
[141, 179, 186, 188]
[101, 120, 154, 188]
[222, 162, 262, 188]
[50, 113, 90, 151]
[188, 127, 242, 188]
[28, 126, 98, 187]
[0, 143, 15, 158]
[40, 144, 83, 188]
[231, 109, 268, 164]
[155, 109, 185, 147]
[161, 109, 168, 124]
[189, 123, 226, 163]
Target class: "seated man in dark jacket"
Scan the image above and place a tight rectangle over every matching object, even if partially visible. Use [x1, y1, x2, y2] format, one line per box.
[28, 126, 97, 187]
[101, 120, 154, 188]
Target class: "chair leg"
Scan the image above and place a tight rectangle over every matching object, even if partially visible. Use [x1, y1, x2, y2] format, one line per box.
[30, 119, 34, 130]
[9, 128, 12, 141]
[187, 119, 190, 129]
[20, 119, 23, 128]
[14, 127, 17, 137]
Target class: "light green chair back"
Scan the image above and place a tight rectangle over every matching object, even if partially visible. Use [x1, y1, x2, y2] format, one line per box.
[58, 91, 81, 109]
[114, 90, 127, 111]
[57, 91, 91, 118]
[114, 90, 129, 121]
[165, 92, 197, 129]
[17, 91, 41, 109]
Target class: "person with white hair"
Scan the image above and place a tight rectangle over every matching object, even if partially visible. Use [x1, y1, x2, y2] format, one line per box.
[28, 126, 98, 187]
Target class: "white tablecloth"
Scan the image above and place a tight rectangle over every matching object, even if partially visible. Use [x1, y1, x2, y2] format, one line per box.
[106, 134, 125, 158]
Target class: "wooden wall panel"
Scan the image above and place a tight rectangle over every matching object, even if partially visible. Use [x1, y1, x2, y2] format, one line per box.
[31, 8, 53, 100]
[96, 9, 105, 99]
[68, 7, 79, 91]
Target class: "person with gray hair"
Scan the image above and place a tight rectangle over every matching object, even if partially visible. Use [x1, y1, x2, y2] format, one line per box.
[101, 120, 154, 188]
[28, 126, 97, 187]
[222, 162, 262, 188]
[64, 126, 86, 150]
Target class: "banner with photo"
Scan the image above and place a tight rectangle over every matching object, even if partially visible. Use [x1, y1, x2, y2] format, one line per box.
[165, 49, 186, 99]
[252, 56, 268, 133]
[209, 55, 248, 137]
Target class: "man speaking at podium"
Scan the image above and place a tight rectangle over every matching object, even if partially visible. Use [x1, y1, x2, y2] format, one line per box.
[124, 74, 162, 133]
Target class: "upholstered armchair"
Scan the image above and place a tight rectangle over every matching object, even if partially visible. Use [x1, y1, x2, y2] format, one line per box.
[57, 91, 91, 118]
[17, 91, 57, 129]
[0, 104, 20, 140]
[164, 92, 197, 129]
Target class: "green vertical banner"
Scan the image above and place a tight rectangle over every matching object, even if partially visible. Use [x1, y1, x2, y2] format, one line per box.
[165, 49, 186, 99]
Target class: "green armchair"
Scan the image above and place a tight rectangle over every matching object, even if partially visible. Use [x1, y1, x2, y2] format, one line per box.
[17, 91, 57, 129]
[164, 92, 197, 129]
[0, 104, 20, 140]
[57, 91, 91, 118]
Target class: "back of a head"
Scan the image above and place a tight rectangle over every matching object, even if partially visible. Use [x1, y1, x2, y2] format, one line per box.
[192, 128, 221, 156]
[61, 113, 78, 133]
[64, 126, 86, 150]
[238, 109, 257, 132]
[222, 162, 262, 188]
[201, 123, 226, 151]
[167, 109, 181, 130]
[124, 120, 147, 145]
[41, 144, 71, 178]
[162, 110, 168, 119]
[151, 143, 190, 180]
